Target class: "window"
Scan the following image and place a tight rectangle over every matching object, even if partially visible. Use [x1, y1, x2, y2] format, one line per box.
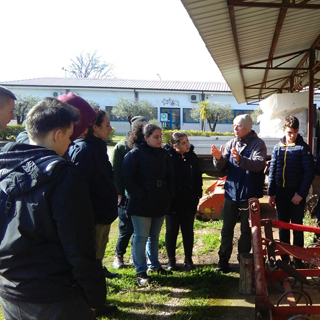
[234, 110, 253, 117]
[104, 106, 126, 121]
[183, 108, 198, 123]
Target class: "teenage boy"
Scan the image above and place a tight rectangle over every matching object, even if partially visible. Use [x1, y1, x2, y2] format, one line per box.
[211, 114, 267, 273]
[0, 86, 16, 129]
[0, 98, 107, 320]
[268, 115, 314, 268]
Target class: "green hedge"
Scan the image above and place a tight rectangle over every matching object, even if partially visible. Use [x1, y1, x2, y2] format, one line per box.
[0, 125, 26, 140]
[162, 129, 234, 144]
[0, 125, 116, 142]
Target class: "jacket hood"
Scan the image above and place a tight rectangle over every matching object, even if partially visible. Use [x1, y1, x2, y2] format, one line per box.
[0, 143, 66, 197]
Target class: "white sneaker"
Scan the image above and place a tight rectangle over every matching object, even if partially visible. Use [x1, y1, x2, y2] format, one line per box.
[113, 255, 124, 269]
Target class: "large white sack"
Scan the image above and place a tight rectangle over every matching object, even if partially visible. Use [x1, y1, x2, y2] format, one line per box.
[259, 92, 308, 138]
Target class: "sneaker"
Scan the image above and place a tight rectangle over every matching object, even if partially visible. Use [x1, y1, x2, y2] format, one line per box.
[137, 272, 151, 286]
[113, 255, 125, 269]
[103, 267, 118, 279]
[215, 261, 230, 273]
[184, 258, 195, 271]
[147, 267, 173, 275]
[167, 258, 176, 271]
[95, 304, 118, 317]
[128, 254, 133, 264]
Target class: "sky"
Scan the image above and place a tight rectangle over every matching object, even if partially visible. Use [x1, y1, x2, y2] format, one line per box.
[0, 0, 225, 83]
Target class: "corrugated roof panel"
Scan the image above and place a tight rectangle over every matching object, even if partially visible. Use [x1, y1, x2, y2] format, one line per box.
[181, 0, 320, 104]
[0, 78, 231, 93]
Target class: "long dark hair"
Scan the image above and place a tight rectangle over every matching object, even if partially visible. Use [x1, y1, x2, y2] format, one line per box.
[127, 123, 161, 148]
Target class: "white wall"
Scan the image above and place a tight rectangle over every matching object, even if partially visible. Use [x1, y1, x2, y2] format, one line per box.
[8, 86, 256, 134]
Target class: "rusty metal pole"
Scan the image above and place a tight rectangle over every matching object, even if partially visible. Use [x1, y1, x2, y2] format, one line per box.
[308, 47, 314, 148]
[249, 198, 267, 296]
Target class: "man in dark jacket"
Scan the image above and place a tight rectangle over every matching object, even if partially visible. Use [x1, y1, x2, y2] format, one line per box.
[0, 98, 106, 320]
[268, 115, 314, 268]
[211, 114, 266, 273]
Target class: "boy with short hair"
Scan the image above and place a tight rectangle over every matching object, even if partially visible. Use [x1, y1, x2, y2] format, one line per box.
[0, 98, 106, 320]
[268, 115, 315, 268]
[0, 85, 16, 129]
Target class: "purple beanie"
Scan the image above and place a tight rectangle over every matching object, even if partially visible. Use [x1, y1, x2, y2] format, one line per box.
[58, 93, 97, 141]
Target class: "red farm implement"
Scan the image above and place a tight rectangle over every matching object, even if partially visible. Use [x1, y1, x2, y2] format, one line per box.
[249, 198, 320, 320]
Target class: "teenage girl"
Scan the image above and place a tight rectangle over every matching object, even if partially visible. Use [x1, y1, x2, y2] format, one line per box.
[164, 132, 202, 271]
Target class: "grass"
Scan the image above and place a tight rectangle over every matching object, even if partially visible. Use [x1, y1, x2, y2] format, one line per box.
[98, 211, 232, 320]
[0, 213, 231, 320]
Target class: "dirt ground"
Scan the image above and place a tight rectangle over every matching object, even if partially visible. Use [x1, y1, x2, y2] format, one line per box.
[179, 182, 320, 320]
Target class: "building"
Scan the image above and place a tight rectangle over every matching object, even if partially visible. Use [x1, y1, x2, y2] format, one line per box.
[0, 78, 256, 134]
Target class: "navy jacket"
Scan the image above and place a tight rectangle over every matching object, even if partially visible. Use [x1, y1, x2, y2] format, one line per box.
[69, 135, 118, 225]
[122, 140, 175, 217]
[163, 144, 202, 215]
[268, 134, 314, 198]
[213, 130, 266, 201]
[0, 143, 105, 308]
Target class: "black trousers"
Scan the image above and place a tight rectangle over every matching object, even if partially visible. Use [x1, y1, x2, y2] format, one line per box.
[275, 187, 305, 249]
[115, 204, 134, 256]
[218, 198, 251, 263]
[165, 213, 195, 259]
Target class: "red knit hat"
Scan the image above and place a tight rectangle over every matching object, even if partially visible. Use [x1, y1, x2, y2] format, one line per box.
[58, 93, 97, 141]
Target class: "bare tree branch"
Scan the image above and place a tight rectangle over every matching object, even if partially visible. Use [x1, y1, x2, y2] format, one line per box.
[68, 51, 115, 78]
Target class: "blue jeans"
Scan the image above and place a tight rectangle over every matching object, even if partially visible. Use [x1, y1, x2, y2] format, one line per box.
[131, 215, 165, 274]
[0, 294, 94, 320]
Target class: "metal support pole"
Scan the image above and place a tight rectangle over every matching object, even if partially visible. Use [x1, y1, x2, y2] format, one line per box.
[308, 47, 314, 148]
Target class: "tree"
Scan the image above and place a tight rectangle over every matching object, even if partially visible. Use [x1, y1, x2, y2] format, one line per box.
[190, 101, 233, 132]
[112, 98, 157, 124]
[85, 99, 100, 109]
[250, 106, 263, 124]
[15, 95, 41, 125]
[67, 51, 114, 78]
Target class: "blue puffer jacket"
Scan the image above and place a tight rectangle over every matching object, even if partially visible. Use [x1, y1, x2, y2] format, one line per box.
[0, 143, 106, 308]
[213, 130, 267, 201]
[267, 134, 314, 198]
[122, 140, 175, 217]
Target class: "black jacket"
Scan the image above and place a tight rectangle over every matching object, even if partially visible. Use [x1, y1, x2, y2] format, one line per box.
[0, 143, 106, 309]
[163, 144, 202, 215]
[68, 135, 118, 225]
[122, 140, 175, 217]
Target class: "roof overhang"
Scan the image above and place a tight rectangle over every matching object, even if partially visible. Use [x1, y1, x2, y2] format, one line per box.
[181, 0, 320, 105]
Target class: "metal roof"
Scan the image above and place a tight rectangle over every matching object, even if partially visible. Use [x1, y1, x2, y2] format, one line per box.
[181, 0, 320, 104]
[0, 78, 230, 93]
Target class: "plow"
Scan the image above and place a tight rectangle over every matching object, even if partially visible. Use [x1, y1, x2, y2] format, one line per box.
[249, 198, 320, 320]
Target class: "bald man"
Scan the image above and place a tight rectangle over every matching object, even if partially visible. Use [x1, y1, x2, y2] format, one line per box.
[0, 86, 16, 129]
